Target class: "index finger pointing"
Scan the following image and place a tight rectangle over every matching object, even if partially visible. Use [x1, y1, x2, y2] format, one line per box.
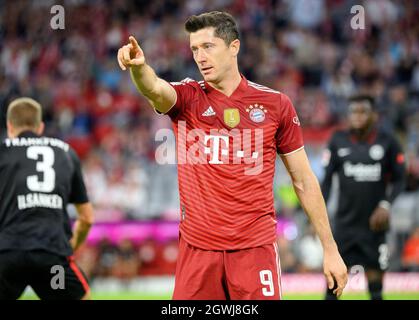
[129, 36, 140, 49]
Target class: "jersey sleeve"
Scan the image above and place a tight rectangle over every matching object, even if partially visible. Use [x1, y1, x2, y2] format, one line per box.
[275, 94, 304, 155]
[162, 78, 198, 120]
[68, 149, 89, 204]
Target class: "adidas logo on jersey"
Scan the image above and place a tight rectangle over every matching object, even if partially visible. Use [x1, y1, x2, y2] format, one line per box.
[202, 106, 216, 117]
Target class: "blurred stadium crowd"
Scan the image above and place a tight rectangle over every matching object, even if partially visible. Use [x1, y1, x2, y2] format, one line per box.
[1, 0, 419, 279]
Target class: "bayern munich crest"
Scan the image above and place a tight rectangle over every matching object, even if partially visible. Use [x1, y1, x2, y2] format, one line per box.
[246, 104, 267, 123]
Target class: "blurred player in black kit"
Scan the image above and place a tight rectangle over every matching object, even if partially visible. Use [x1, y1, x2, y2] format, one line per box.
[0, 98, 94, 300]
[322, 95, 406, 300]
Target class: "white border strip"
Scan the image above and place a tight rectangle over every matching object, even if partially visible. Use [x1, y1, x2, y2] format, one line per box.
[154, 88, 178, 115]
[279, 145, 305, 156]
[273, 241, 282, 299]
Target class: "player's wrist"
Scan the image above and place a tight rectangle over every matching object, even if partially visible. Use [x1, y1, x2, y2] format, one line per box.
[321, 239, 338, 252]
[378, 200, 391, 211]
[69, 237, 77, 250]
[130, 62, 147, 72]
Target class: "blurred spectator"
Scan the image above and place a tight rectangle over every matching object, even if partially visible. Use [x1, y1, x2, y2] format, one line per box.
[95, 238, 119, 277]
[322, 63, 356, 122]
[401, 227, 419, 272]
[406, 151, 419, 192]
[298, 225, 323, 272]
[137, 237, 179, 275]
[74, 244, 99, 280]
[160, 239, 179, 275]
[381, 85, 409, 147]
[276, 236, 298, 273]
[138, 238, 161, 276]
[288, 0, 325, 29]
[113, 239, 140, 280]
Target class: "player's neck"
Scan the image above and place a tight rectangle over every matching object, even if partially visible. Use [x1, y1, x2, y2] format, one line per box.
[208, 69, 242, 97]
[351, 124, 375, 141]
[8, 127, 39, 139]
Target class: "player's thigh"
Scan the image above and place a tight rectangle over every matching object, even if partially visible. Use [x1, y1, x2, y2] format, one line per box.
[362, 239, 389, 271]
[27, 250, 90, 300]
[340, 245, 364, 268]
[173, 236, 226, 300]
[0, 251, 28, 300]
[225, 243, 281, 300]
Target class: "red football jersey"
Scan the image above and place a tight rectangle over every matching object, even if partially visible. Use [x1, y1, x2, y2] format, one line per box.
[165, 75, 304, 250]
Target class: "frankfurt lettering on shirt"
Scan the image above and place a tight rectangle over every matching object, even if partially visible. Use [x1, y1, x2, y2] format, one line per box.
[343, 162, 381, 182]
[5, 137, 69, 152]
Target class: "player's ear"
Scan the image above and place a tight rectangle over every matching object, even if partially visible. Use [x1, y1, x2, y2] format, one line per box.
[37, 122, 45, 135]
[230, 39, 240, 57]
[6, 121, 15, 139]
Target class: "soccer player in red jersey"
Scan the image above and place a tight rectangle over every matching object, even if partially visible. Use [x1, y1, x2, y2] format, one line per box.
[117, 11, 347, 299]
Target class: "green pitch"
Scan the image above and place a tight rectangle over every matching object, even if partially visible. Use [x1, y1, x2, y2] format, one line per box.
[21, 291, 419, 300]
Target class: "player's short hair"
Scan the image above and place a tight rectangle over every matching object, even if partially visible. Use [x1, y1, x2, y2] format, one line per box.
[185, 11, 239, 45]
[348, 94, 376, 111]
[7, 97, 42, 129]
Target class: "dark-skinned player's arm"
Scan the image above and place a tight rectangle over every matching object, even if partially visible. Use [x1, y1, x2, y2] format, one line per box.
[117, 36, 177, 113]
[70, 203, 94, 252]
[370, 137, 406, 231]
[280, 148, 348, 298]
[320, 135, 338, 202]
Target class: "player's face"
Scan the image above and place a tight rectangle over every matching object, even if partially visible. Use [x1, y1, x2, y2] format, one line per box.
[348, 101, 374, 130]
[190, 27, 239, 83]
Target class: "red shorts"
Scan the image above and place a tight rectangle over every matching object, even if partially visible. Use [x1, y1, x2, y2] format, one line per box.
[173, 236, 282, 300]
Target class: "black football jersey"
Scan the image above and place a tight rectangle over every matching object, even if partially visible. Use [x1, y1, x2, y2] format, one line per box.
[321, 128, 405, 240]
[0, 131, 89, 256]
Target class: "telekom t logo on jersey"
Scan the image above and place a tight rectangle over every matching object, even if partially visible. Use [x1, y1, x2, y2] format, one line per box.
[203, 134, 260, 166]
[155, 121, 264, 175]
[204, 135, 229, 164]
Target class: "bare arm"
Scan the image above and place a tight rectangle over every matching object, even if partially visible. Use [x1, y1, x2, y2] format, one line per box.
[280, 148, 348, 296]
[117, 36, 177, 113]
[70, 203, 94, 252]
[370, 136, 406, 231]
[320, 149, 336, 203]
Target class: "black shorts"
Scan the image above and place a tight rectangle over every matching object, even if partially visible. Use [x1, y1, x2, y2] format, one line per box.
[0, 249, 90, 300]
[336, 238, 389, 271]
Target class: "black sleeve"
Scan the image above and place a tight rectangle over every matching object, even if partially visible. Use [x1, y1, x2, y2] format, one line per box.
[384, 136, 406, 204]
[321, 133, 339, 202]
[68, 149, 89, 204]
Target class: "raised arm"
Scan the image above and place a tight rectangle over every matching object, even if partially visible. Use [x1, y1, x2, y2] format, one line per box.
[117, 36, 177, 113]
[280, 148, 348, 297]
